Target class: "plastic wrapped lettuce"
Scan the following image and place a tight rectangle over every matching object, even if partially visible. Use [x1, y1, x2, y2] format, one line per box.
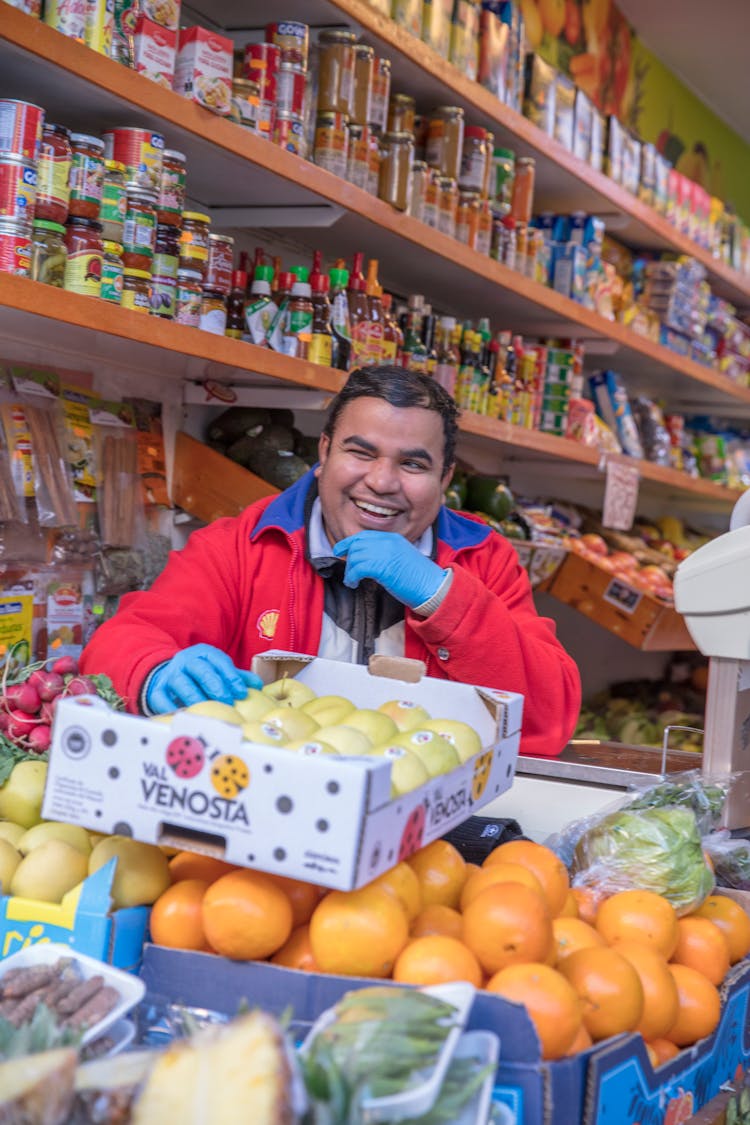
[571, 805, 715, 915]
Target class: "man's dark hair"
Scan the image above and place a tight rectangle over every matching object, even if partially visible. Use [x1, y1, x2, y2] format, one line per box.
[322, 366, 460, 472]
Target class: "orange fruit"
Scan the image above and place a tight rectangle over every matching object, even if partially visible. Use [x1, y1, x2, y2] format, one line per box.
[647, 1037, 680, 1066]
[572, 886, 603, 926]
[558, 890, 580, 919]
[612, 941, 679, 1041]
[552, 917, 605, 964]
[486, 962, 582, 1060]
[410, 903, 463, 940]
[645, 1043, 659, 1069]
[462, 882, 553, 975]
[566, 1022, 593, 1054]
[559, 947, 644, 1041]
[484, 841, 569, 915]
[393, 935, 482, 987]
[371, 862, 422, 922]
[271, 924, 319, 971]
[202, 870, 293, 961]
[406, 840, 467, 909]
[309, 885, 409, 977]
[596, 890, 679, 959]
[670, 917, 730, 986]
[666, 964, 721, 1047]
[265, 874, 322, 927]
[692, 895, 750, 964]
[460, 862, 544, 912]
[150, 878, 210, 951]
[169, 852, 237, 884]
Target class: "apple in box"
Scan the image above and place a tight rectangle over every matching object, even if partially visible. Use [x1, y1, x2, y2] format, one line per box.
[174, 25, 233, 115]
[133, 15, 177, 89]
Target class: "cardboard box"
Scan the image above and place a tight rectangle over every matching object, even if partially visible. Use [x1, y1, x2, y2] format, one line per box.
[0, 859, 148, 972]
[133, 15, 177, 91]
[44, 653, 522, 891]
[173, 25, 232, 115]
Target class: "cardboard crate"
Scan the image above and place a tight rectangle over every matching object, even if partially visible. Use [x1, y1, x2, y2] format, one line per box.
[0, 860, 148, 972]
[548, 551, 695, 651]
[44, 653, 522, 891]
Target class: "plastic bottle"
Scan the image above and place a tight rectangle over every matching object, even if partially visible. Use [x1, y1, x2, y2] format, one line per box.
[244, 263, 276, 346]
[381, 292, 402, 362]
[365, 258, 385, 366]
[347, 252, 371, 369]
[421, 303, 437, 374]
[402, 294, 428, 371]
[455, 327, 478, 408]
[309, 274, 334, 367]
[281, 266, 314, 358]
[266, 270, 296, 350]
[225, 269, 248, 339]
[329, 266, 352, 371]
[434, 315, 459, 395]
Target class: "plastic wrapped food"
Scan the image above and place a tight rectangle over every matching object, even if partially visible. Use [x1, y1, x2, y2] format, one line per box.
[631, 397, 672, 466]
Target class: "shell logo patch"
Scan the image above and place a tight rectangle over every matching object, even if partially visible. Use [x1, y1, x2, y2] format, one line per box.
[210, 754, 250, 799]
[257, 608, 280, 639]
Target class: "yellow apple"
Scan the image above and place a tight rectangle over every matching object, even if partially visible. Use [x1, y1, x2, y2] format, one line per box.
[302, 695, 356, 725]
[234, 690, 274, 722]
[185, 701, 243, 725]
[377, 699, 432, 731]
[241, 721, 288, 747]
[0, 822, 25, 848]
[421, 719, 482, 763]
[285, 739, 340, 757]
[88, 836, 171, 908]
[380, 730, 459, 777]
[313, 725, 373, 756]
[0, 839, 21, 893]
[18, 822, 92, 857]
[371, 745, 429, 797]
[0, 761, 47, 829]
[11, 840, 88, 903]
[262, 677, 317, 708]
[344, 709, 398, 745]
[263, 707, 320, 742]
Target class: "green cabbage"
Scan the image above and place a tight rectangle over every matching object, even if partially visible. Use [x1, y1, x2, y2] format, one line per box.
[572, 805, 714, 915]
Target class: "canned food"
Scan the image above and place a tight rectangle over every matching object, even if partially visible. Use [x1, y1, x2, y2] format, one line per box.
[122, 268, 151, 313]
[101, 240, 124, 303]
[0, 159, 37, 225]
[0, 100, 44, 163]
[257, 98, 276, 139]
[345, 122, 368, 190]
[123, 186, 157, 270]
[277, 65, 307, 118]
[273, 114, 305, 157]
[36, 124, 72, 225]
[175, 267, 203, 326]
[206, 233, 234, 295]
[0, 221, 32, 276]
[229, 79, 261, 134]
[44, 0, 86, 41]
[157, 149, 186, 225]
[103, 127, 165, 192]
[85, 0, 114, 54]
[266, 21, 309, 69]
[243, 42, 281, 87]
[69, 133, 105, 219]
[369, 57, 391, 133]
[314, 112, 349, 180]
[179, 211, 211, 277]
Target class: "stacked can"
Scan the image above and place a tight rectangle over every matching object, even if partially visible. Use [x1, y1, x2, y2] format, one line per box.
[0, 99, 44, 277]
[242, 42, 280, 141]
[266, 22, 309, 158]
[151, 149, 187, 318]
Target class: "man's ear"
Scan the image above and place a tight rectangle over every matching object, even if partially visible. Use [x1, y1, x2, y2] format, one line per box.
[315, 432, 330, 477]
[441, 463, 456, 492]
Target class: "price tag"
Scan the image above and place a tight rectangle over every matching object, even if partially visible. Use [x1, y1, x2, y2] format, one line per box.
[602, 459, 639, 531]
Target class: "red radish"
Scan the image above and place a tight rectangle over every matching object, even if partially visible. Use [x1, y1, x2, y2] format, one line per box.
[64, 676, 97, 697]
[51, 656, 78, 676]
[27, 725, 51, 753]
[40, 699, 58, 724]
[6, 710, 38, 740]
[0, 713, 8, 733]
[5, 682, 40, 715]
[34, 671, 64, 703]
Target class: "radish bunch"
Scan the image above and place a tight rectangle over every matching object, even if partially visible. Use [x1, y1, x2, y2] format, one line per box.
[0, 656, 121, 756]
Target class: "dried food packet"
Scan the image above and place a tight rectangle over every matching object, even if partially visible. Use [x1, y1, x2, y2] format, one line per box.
[90, 401, 143, 549]
[0, 415, 25, 526]
[9, 368, 78, 529]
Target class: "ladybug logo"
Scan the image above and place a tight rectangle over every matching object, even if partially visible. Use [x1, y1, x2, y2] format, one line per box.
[398, 804, 426, 862]
[211, 754, 250, 799]
[257, 609, 280, 639]
[165, 735, 206, 779]
[471, 750, 494, 802]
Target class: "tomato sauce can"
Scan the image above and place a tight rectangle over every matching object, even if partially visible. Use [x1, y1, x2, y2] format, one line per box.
[243, 42, 280, 89]
[0, 159, 37, 225]
[266, 21, 308, 69]
[273, 114, 305, 157]
[206, 233, 234, 295]
[0, 100, 44, 163]
[0, 221, 32, 276]
[103, 127, 165, 192]
[276, 64, 306, 119]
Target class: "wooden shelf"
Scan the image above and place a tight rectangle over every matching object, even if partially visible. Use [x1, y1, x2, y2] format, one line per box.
[0, 273, 742, 508]
[1, 8, 749, 416]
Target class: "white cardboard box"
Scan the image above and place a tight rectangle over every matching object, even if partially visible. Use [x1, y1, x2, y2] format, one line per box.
[43, 653, 522, 890]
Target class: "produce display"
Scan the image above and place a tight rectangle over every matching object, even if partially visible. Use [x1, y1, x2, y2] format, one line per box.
[574, 674, 707, 751]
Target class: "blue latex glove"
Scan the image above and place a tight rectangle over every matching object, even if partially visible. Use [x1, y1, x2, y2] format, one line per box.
[332, 531, 448, 609]
[146, 644, 262, 713]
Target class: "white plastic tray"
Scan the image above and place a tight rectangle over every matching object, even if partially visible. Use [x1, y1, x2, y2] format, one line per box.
[0, 943, 145, 1046]
[84, 1017, 136, 1059]
[449, 1030, 500, 1125]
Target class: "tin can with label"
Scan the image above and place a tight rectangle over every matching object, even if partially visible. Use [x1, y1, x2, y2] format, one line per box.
[100, 159, 127, 242]
[229, 79, 260, 134]
[101, 240, 124, 303]
[44, 0, 86, 41]
[266, 21, 308, 69]
[276, 64, 306, 119]
[0, 159, 37, 225]
[0, 100, 44, 163]
[157, 149, 186, 225]
[243, 42, 280, 87]
[103, 127, 165, 192]
[0, 221, 32, 276]
[273, 114, 305, 158]
[206, 233, 234, 295]
[85, 0, 115, 54]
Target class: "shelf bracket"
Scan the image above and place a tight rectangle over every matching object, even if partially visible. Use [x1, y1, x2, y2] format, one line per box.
[207, 204, 345, 229]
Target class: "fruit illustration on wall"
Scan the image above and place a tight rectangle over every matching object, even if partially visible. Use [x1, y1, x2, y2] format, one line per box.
[398, 804, 426, 862]
[166, 735, 206, 780]
[210, 754, 250, 799]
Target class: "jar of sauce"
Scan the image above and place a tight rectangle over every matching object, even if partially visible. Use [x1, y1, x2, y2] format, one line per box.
[100, 159, 126, 243]
[63, 216, 103, 297]
[378, 131, 414, 212]
[409, 160, 430, 222]
[122, 268, 151, 313]
[69, 134, 105, 220]
[476, 199, 492, 256]
[437, 176, 458, 238]
[123, 186, 157, 271]
[179, 211, 211, 278]
[317, 29, 357, 117]
[423, 167, 440, 228]
[157, 149, 187, 226]
[387, 93, 416, 135]
[101, 240, 124, 304]
[510, 156, 535, 224]
[353, 44, 374, 126]
[314, 112, 349, 179]
[175, 267, 203, 326]
[369, 57, 391, 134]
[36, 124, 72, 225]
[206, 233, 234, 295]
[30, 219, 66, 287]
[151, 223, 179, 317]
[425, 107, 464, 181]
[199, 289, 228, 335]
[345, 123, 368, 189]
[459, 126, 488, 195]
[456, 190, 480, 248]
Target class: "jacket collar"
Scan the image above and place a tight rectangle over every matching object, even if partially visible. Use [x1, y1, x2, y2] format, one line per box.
[251, 467, 491, 552]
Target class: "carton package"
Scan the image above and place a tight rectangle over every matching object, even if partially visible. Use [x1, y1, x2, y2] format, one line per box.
[589, 370, 644, 458]
[44, 653, 523, 891]
[141, 0, 181, 31]
[572, 89, 593, 163]
[421, 0, 452, 57]
[173, 25, 233, 115]
[133, 16, 177, 91]
[523, 53, 556, 136]
[553, 74, 575, 151]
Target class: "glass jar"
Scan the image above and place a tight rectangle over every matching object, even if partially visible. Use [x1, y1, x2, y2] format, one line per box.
[459, 125, 488, 195]
[353, 43, 374, 126]
[423, 167, 440, 228]
[425, 107, 464, 181]
[509, 156, 535, 224]
[63, 216, 103, 297]
[30, 219, 66, 287]
[101, 240, 124, 304]
[100, 159, 127, 242]
[490, 147, 515, 217]
[483, 131, 495, 200]
[122, 268, 151, 313]
[409, 160, 430, 222]
[123, 186, 157, 270]
[387, 93, 416, 135]
[367, 127, 381, 195]
[317, 29, 357, 117]
[157, 149, 187, 227]
[69, 134, 105, 220]
[437, 175, 458, 238]
[206, 234, 234, 296]
[179, 211, 211, 279]
[175, 267, 203, 326]
[456, 190, 480, 248]
[314, 112, 349, 179]
[345, 122, 368, 189]
[476, 199, 492, 256]
[199, 288, 228, 335]
[229, 78, 261, 134]
[378, 131, 414, 212]
[369, 56, 391, 133]
[36, 124, 72, 225]
[151, 223, 179, 318]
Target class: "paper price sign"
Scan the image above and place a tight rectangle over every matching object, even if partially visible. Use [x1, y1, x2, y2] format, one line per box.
[602, 459, 639, 531]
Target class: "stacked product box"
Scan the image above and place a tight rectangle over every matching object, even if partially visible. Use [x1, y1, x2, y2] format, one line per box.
[539, 346, 577, 436]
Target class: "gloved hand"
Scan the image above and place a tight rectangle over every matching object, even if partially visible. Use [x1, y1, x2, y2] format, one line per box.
[146, 644, 262, 713]
[332, 531, 448, 609]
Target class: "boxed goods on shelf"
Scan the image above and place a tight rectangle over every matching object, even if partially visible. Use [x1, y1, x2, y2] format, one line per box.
[44, 653, 523, 891]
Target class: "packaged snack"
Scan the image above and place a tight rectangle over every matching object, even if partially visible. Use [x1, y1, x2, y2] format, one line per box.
[554, 74, 575, 151]
[173, 26, 233, 115]
[133, 15, 177, 89]
[572, 89, 592, 162]
[422, 0, 453, 56]
[477, 3, 510, 99]
[589, 108, 605, 172]
[589, 370, 644, 459]
[631, 397, 671, 465]
[523, 54, 556, 136]
[449, 0, 480, 81]
[605, 116, 626, 184]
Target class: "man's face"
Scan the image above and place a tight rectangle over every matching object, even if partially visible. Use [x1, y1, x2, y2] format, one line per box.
[316, 396, 454, 546]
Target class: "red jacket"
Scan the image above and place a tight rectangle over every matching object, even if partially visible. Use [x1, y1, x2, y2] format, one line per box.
[82, 470, 580, 757]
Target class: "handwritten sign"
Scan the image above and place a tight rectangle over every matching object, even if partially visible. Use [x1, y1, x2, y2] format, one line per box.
[602, 459, 640, 531]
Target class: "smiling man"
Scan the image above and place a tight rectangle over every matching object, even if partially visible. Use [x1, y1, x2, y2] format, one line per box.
[82, 367, 580, 757]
